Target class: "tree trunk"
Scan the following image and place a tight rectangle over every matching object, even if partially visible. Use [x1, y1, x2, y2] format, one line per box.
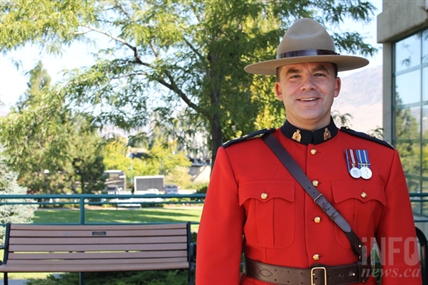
[210, 112, 223, 170]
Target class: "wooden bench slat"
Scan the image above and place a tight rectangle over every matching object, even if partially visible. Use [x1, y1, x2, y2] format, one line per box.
[7, 257, 188, 265]
[8, 250, 187, 260]
[10, 228, 186, 238]
[0, 262, 190, 272]
[9, 235, 187, 245]
[9, 243, 187, 252]
[9, 223, 187, 231]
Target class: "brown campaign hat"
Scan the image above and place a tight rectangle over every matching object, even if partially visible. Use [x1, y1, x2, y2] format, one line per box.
[244, 18, 369, 75]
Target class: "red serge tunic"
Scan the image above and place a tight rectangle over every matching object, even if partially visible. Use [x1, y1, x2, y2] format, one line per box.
[196, 120, 422, 285]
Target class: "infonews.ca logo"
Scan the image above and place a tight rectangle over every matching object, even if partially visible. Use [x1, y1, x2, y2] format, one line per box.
[361, 267, 421, 279]
[360, 236, 422, 279]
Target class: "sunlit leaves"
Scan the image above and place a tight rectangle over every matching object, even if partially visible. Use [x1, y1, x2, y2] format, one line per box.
[1, 0, 378, 165]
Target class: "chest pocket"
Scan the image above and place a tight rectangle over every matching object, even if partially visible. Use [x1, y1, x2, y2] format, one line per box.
[239, 181, 295, 249]
[331, 180, 386, 249]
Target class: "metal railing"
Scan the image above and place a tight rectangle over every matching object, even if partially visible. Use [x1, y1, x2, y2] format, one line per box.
[410, 192, 428, 222]
[0, 192, 427, 225]
[0, 193, 206, 226]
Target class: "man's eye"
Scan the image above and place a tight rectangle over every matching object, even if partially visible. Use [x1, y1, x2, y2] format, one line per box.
[314, 73, 326, 77]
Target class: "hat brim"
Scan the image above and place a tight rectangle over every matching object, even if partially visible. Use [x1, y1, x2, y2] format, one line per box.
[244, 55, 369, 75]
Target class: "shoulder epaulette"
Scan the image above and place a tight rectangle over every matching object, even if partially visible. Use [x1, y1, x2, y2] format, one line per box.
[223, 128, 276, 148]
[340, 127, 394, 149]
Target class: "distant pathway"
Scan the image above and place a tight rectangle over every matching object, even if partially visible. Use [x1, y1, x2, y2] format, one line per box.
[6, 280, 27, 285]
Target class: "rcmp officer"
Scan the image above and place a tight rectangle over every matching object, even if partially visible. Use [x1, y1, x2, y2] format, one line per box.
[195, 18, 422, 285]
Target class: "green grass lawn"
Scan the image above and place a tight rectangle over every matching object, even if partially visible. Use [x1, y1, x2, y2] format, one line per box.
[33, 206, 202, 224]
[2, 205, 203, 281]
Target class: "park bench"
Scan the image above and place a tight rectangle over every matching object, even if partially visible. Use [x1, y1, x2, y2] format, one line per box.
[0, 222, 195, 285]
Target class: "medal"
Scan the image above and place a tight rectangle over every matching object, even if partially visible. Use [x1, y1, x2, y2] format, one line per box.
[350, 167, 362, 179]
[360, 167, 372, 179]
[357, 150, 372, 180]
[345, 149, 361, 179]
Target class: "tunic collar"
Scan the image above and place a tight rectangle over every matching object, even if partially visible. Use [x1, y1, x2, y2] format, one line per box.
[280, 119, 338, 145]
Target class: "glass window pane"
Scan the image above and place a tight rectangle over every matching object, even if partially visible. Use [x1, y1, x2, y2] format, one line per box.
[421, 180, 428, 216]
[423, 67, 428, 102]
[396, 142, 421, 176]
[395, 34, 421, 73]
[394, 106, 420, 139]
[423, 29, 428, 65]
[423, 143, 428, 177]
[410, 178, 422, 214]
[422, 105, 428, 137]
[395, 70, 421, 105]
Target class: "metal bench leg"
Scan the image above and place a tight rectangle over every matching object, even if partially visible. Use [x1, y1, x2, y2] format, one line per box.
[188, 264, 195, 285]
[4, 272, 8, 285]
[79, 272, 85, 285]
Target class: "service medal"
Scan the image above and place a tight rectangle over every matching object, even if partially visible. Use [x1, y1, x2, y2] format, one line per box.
[357, 149, 372, 180]
[350, 167, 362, 179]
[345, 149, 361, 179]
[361, 166, 372, 179]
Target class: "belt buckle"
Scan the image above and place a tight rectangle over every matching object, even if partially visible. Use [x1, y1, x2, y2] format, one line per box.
[311, 266, 327, 285]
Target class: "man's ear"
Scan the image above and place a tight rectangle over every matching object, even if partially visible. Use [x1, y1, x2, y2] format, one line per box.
[334, 77, 341, 98]
[275, 82, 283, 100]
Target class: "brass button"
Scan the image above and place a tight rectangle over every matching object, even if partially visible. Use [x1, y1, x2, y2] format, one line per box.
[314, 217, 321, 224]
[312, 180, 319, 187]
[313, 254, 320, 261]
[310, 149, 317, 155]
[361, 192, 367, 199]
[260, 193, 268, 200]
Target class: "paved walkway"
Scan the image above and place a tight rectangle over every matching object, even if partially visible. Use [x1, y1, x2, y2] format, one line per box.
[5, 280, 27, 285]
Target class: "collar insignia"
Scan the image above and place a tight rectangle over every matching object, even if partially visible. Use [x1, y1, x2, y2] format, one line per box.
[292, 129, 302, 142]
[323, 128, 331, 141]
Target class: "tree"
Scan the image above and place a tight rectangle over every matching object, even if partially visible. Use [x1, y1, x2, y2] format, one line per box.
[393, 94, 421, 194]
[0, 62, 107, 194]
[0, 0, 377, 166]
[104, 135, 191, 188]
[70, 121, 106, 194]
[0, 148, 38, 239]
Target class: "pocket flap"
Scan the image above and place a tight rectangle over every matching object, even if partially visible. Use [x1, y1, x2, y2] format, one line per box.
[331, 180, 386, 205]
[239, 181, 295, 205]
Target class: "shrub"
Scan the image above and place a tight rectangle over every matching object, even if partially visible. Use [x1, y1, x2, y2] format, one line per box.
[27, 270, 190, 285]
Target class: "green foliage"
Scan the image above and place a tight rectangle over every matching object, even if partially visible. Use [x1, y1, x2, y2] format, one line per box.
[332, 110, 354, 128]
[0, 149, 38, 239]
[393, 95, 421, 188]
[27, 270, 189, 285]
[193, 182, 209, 194]
[165, 167, 193, 188]
[0, 0, 378, 166]
[104, 136, 192, 188]
[0, 62, 106, 194]
[103, 138, 130, 172]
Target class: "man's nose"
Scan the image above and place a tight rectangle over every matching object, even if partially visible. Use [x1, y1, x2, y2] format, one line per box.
[300, 76, 316, 90]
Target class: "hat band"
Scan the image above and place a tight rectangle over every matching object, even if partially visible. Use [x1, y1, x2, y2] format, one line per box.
[278, 49, 339, 59]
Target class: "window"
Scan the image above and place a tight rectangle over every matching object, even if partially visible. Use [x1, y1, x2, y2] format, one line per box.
[392, 28, 428, 215]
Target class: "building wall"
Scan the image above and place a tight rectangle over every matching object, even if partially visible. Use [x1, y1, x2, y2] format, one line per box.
[377, 0, 428, 142]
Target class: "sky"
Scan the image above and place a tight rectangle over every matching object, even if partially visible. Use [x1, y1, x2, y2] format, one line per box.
[0, 1, 383, 118]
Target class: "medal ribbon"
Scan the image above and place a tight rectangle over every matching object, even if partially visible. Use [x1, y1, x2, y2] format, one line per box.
[345, 149, 358, 171]
[363, 150, 370, 168]
[356, 150, 363, 168]
[356, 149, 370, 169]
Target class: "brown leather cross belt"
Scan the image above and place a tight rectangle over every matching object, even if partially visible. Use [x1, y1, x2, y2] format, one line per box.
[244, 257, 370, 285]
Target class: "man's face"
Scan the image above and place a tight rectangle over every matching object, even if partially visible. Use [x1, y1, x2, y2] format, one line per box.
[275, 62, 341, 131]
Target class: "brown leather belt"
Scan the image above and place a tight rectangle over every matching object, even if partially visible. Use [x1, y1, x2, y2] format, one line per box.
[244, 257, 370, 285]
